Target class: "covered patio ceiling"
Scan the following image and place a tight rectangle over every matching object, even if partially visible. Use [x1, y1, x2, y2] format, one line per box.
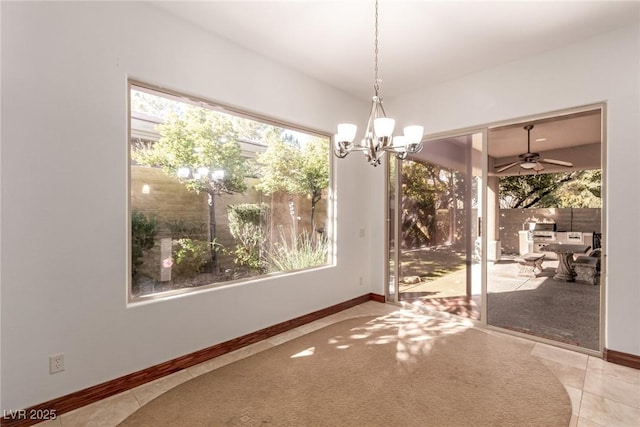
[488, 109, 602, 176]
[408, 109, 602, 177]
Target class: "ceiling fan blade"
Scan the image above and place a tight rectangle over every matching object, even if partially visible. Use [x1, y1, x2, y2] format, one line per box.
[494, 160, 517, 168]
[540, 158, 573, 167]
[533, 162, 545, 172]
[495, 161, 519, 173]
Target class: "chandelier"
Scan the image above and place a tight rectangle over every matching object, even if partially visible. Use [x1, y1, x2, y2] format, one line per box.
[334, 0, 424, 167]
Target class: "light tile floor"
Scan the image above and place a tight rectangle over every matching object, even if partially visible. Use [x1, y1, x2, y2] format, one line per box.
[38, 301, 640, 427]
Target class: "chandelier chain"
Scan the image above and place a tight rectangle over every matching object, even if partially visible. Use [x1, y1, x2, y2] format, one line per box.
[333, 0, 424, 166]
[374, 0, 379, 95]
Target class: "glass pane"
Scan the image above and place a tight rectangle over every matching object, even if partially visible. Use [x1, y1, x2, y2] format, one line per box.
[129, 84, 331, 299]
[397, 133, 481, 320]
[486, 111, 602, 350]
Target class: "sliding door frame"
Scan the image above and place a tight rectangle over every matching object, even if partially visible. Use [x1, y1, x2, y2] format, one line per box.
[385, 127, 489, 320]
[482, 103, 606, 356]
[385, 102, 605, 357]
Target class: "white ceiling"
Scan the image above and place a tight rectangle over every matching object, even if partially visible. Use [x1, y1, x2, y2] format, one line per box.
[151, 1, 631, 170]
[151, 1, 639, 100]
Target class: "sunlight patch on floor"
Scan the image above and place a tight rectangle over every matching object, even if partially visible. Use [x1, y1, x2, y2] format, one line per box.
[291, 347, 315, 358]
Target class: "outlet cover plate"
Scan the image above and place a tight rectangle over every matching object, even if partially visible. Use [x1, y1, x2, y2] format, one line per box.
[49, 353, 64, 374]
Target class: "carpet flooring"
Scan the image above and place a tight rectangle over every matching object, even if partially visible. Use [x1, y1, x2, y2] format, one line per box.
[120, 313, 572, 427]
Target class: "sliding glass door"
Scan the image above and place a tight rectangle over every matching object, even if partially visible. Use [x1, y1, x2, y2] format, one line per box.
[387, 131, 486, 320]
[388, 107, 604, 353]
[485, 108, 603, 351]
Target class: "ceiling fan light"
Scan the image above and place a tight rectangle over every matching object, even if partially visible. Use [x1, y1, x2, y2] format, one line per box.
[520, 162, 537, 169]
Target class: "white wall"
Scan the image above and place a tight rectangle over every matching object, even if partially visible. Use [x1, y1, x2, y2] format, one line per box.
[0, 2, 372, 410]
[4, 1, 638, 413]
[383, 23, 640, 356]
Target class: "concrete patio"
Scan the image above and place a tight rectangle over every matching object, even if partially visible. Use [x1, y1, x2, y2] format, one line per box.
[399, 252, 600, 350]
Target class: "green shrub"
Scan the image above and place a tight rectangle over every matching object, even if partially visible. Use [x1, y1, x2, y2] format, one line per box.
[131, 211, 158, 278]
[171, 238, 211, 279]
[165, 219, 218, 279]
[228, 203, 269, 270]
[266, 229, 328, 272]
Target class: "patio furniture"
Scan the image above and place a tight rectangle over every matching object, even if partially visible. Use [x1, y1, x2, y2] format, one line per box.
[515, 253, 545, 277]
[574, 249, 601, 285]
[540, 243, 591, 281]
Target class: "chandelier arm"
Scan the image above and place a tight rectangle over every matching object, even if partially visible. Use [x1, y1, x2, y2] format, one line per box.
[395, 151, 408, 161]
[333, 147, 349, 158]
[378, 101, 387, 119]
[365, 97, 378, 141]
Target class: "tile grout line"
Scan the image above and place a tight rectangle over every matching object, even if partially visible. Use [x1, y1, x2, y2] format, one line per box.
[129, 389, 144, 410]
[575, 382, 586, 421]
[581, 384, 640, 410]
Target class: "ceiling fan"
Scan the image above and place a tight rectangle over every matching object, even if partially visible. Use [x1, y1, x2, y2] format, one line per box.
[495, 124, 573, 173]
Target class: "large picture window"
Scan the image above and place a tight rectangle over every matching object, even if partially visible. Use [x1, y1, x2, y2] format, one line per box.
[129, 83, 332, 300]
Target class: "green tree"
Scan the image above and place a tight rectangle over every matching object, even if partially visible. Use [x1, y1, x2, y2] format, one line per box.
[499, 170, 600, 208]
[231, 117, 268, 142]
[555, 170, 601, 208]
[131, 210, 158, 279]
[401, 160, 468, 246]
[130, 89, 184, 119]
[132, 107, 248, 268]
[255, 129, 329, 232]
[298, 137, 330, 231]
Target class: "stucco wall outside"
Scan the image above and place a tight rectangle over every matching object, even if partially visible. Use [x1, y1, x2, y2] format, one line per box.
[131, 166, 329, 271]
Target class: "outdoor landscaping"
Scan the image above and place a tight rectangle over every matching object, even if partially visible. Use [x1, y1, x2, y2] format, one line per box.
[129, 86, 330, 298]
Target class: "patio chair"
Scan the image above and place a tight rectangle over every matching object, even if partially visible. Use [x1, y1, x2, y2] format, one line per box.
[593, 232, 602, 249]
[574, 248, 601, 285]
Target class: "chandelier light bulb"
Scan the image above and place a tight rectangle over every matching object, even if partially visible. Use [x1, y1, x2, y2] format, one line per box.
[374, 118, 395, 138]
[403, 125, 424, 144]
[337, 123, 357, 143]
[333, 134, 341, 147]
[393, 135, 408, 148]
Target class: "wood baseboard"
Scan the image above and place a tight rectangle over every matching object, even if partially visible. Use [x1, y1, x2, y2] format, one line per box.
[369, 292, 385, 303]
[604, 348, 640, 370]
[1, 294, 384, 427]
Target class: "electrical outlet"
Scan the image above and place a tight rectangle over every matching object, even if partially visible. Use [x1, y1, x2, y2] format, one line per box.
[49, 354, 64, 374]
[359, 228, 365, 238]
[359, 276, 364, 286]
